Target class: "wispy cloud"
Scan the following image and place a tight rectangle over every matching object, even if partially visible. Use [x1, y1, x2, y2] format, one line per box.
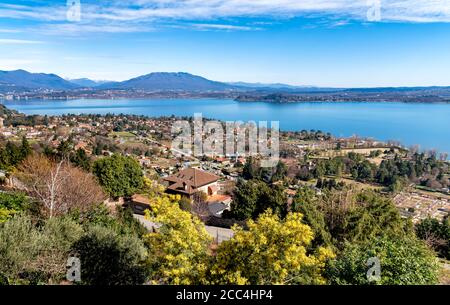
[0, 38, 43, 44]
[190, 23, 261, 31]
[0, 28, 21, 33]
[76, 0, 450, 23]
[0, 3, 66, 21]
[0, 58, 43, 69]
[2, 0, 450, 35]
[39, 23, 154, 35]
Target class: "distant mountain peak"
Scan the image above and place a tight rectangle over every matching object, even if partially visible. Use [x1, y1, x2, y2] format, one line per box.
[0, 69, 79, 90]
[68, 78, 111, 88]
[100, 71, 236, 91]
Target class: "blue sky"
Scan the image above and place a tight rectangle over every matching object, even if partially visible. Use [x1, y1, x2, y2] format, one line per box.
[1, 0, 450, 87]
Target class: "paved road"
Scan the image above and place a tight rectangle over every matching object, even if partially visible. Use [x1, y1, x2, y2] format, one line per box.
[205, 225, 234, 243]
[133, 214, 234, 243]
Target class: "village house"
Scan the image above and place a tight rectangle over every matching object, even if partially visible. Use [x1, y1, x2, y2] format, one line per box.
[206, 194, 232, 217]
[163, 167, 220, 199]
[126, 194, 152, 215]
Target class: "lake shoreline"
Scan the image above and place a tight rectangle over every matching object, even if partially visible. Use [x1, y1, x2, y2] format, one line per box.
[2, 96, 450, 105]
[2, 98, 450, 156]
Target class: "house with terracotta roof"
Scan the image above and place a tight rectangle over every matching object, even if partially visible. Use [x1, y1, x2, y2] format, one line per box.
[126, 194, 151, 215]
[163, 167, 220, 199]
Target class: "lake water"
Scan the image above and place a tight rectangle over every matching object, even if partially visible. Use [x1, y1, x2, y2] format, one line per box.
[2, 98, 450, 155]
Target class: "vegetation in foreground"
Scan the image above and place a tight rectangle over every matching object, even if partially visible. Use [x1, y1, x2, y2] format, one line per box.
[0, 108, 447, 285]
[0, 150, 444, 285]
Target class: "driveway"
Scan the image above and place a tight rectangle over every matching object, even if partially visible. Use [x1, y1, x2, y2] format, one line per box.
[133, 213, 234, 243]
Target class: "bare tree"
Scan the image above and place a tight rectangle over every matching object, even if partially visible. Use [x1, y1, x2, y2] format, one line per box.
[16, 154, 106, 218]
[319, 189, 356, 236]
[421, 229, 448, 251]
[191, 191, 210, 221]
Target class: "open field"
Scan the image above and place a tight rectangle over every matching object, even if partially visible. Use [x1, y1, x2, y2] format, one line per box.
[340, 147, 393, 155]
[314, 147, 394, 165]
[108, 131, 136, 138]
[334, 177, 383, 191]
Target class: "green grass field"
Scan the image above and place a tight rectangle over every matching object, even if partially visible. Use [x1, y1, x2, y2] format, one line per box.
[109, 131, 136, 138]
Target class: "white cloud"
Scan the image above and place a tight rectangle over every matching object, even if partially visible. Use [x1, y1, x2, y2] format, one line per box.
[0, 29, 21, 33]
[0, 59, 43, 70]
[190, 23, 261, 31]
[2, 0, 450, 35]
[81, 0, 450, 23]
[40, 23, 153, 35]
[0, 38, 43, 44]
[0, 3, 66, 21]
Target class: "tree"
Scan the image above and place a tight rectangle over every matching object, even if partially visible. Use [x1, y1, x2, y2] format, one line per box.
[313, 161, 326, 178]
[72, 225, 148, 285]
[208, 211, 335, 285]
[69, 204, 148, 239]
[296, 165, 313, 181]
[0, 138, 32, 170]
[343, 191, 406, 244]
[16, 154, 105, 218]
[178, 196, 192, 212]
[231, 179, 288, 220]
[326, 234, 439, 285]
[353, 160, 375, 181]
[318, 190, 406, 247]
[0, 215, 41, 284]
[70, 148, 92, 171]
[145, 195, 212, 284]
[20, 136, 31, 160]
[93, 154, 144, 198]
[231, 179, 259, 220]
[271, 161, 288, 182]
[389, 176, 408, 193]
[416, 216, 450, 260]
[0, 215, 83, 284]
[191, 191, 210, 220]
[291, 187, 332, 248]
[242, 156, 261, 180]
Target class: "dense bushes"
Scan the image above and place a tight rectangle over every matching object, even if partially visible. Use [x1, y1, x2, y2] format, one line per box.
[0, 203, 149, 285]
[0, 192, 29, 223]
[0, 137, 32, 170]
[326, 235, 439, 285]
[72, 225, 147, 285]
[290, 187, 442, 284]
[0, 188, 443, 285]
[230, 179, 287, 220]
[0, 215, 83, 284]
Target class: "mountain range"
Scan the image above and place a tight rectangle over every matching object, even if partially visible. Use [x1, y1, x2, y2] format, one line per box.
[0, 69, 319, 92]
[0, 69, 78, 90]
[1, 69, 450, 95]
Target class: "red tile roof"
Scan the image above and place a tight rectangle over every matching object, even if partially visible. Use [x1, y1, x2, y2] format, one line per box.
[131, 194, 151, 205]
[163, 168, 219, 195]
[206, 194, 231, 203]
